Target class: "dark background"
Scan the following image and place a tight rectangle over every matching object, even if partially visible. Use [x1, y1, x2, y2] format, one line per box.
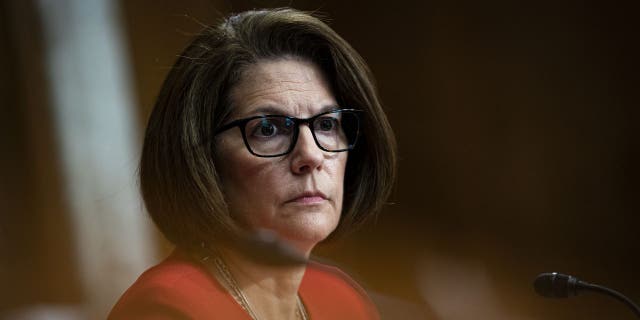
[2, 0, 638, 319]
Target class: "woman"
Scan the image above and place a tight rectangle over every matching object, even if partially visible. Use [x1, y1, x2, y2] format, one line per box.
[109, 8, 396, 320]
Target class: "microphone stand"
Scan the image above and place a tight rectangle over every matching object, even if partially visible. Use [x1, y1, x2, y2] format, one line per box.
[581, 281, 640, 318]
[534, 272, 640, 319]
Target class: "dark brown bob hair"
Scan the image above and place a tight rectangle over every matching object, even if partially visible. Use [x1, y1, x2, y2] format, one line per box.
[140, 8, 397, 252]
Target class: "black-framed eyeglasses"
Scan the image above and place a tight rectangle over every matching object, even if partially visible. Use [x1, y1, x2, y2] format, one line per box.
[215, 109, 362, 157]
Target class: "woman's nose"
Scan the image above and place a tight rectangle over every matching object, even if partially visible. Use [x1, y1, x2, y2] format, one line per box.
[290, 125, 324, 174]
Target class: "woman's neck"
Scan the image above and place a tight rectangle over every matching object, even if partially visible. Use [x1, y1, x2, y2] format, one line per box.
[216, 245, 309, 320]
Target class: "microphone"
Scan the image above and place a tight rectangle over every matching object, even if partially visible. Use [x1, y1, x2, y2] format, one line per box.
[240, 228, 308, 266]
[199, 228, 308, 267]
[534, 272, 640, 318]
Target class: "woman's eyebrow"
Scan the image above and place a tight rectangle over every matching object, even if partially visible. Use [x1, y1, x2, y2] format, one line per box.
[320, 104, 341, 113]
[240, 105, 285, 117]
[241, 104, 342, 118]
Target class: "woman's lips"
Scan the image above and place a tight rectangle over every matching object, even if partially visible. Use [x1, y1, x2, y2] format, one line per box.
[287, 192, 327, 204]
[293, 196, 325, 204]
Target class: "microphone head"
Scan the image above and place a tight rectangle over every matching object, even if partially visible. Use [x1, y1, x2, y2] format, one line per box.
[534, 272, 579, 298]
[239, 229, 308, 266]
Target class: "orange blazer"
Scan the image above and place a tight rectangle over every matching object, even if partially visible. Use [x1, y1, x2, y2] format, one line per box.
[108, 250, 380, 319]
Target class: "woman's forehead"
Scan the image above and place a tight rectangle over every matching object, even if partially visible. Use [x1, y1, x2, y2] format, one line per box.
[229, 59, 337, 118]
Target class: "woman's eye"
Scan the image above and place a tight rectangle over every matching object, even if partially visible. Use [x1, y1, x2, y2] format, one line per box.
[250, 118, 293, 138]
[316, 117, 338, 132]
[250, 120, 278, 137]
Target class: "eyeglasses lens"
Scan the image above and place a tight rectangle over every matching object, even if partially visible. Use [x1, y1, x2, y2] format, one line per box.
[243, 110, 359, 156]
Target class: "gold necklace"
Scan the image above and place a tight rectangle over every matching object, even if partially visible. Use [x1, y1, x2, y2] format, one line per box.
[202, 252, 309, 320]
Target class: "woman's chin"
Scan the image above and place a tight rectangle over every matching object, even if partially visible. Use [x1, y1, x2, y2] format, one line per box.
[272, 220, 338, 253]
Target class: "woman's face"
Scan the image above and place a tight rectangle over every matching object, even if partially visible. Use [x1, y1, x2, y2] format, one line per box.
[215, 58, 347, 254]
